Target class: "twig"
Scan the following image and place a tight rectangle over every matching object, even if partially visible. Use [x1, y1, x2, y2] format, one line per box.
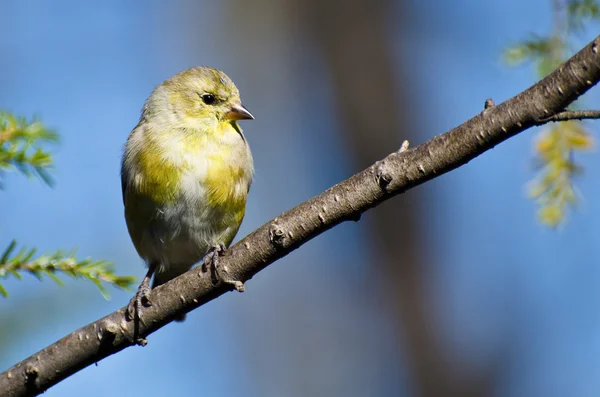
[536, 109, 600, 124]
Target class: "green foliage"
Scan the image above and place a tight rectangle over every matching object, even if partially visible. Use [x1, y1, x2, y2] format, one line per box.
[567, 0, 600, 31]
[503, 35, 565, 77]
[1, 111, 136, 298]
[0, 240, 135, 299]
[0, 111, 58, 186]
[503, 0, 598, 227]
[503, 1, 600, 74]
[528, 122, 593, 227]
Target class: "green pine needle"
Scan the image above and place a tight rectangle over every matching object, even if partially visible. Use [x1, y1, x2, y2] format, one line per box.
[0, 111, 59, 186]
[0, 240, 136, 299]
[1, 112, 135, 297]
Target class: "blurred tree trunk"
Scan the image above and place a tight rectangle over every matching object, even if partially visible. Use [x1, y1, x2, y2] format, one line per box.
[217, 0, 496, 395]
[298, 1, 493, 396]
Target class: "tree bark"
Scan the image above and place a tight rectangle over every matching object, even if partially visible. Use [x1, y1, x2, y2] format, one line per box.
[1, 35, 599, 397]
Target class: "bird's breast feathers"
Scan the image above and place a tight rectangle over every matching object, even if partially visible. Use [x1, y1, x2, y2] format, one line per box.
[123, 121, 253, 215]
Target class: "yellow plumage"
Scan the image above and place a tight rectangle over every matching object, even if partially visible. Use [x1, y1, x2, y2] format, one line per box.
[121, 66, 254, 322]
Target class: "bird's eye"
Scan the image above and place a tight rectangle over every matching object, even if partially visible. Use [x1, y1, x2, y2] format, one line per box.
[201, 93, 216, 105]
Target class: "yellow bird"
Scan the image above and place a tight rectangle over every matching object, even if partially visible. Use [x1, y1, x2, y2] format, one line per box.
[121, 67, 254, 321]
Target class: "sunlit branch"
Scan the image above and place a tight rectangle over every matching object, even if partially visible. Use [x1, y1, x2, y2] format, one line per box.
[1, 35, 600, 397]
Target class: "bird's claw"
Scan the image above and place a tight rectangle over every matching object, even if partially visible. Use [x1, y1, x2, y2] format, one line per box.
[127, 281, 151, 322]
[203, 243, 245, 292]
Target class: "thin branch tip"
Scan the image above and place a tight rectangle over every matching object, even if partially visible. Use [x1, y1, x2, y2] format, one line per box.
[537, 110, 600, 124]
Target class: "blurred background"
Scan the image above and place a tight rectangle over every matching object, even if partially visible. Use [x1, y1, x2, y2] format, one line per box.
[1, 1, 600, 396]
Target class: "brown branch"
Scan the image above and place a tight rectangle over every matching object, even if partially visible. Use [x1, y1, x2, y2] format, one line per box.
[2, 35, 600, 397]
[536, 109, 600, 123]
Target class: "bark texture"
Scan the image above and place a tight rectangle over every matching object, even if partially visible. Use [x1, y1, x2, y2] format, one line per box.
[1, 35, 599, 397]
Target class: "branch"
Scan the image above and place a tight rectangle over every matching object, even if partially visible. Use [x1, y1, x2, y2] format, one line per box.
[536, 109, 600, 123]
[2, 35, 600, 397]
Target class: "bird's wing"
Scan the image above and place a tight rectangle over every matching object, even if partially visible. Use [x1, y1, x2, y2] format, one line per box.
[121, 121, 144, 205]
[120, 156, 128, 205]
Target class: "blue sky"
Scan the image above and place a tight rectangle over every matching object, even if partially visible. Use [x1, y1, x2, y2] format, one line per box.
[1, 1, 600, 396]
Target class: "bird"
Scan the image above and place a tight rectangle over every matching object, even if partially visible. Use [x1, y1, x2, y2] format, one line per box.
[121, 66, 254, 323]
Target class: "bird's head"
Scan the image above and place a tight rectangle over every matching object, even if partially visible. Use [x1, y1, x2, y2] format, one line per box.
[143, 66, 253, 131]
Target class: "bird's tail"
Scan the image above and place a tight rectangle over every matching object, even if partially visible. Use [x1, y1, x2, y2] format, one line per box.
[152, 267, 187, 322]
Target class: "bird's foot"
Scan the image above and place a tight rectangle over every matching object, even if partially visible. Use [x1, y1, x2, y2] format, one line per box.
[126, 273, 153, 346]
[203, 243, 245, 292]
[127, 280, 152, 319]
[127, 281, 152, 345]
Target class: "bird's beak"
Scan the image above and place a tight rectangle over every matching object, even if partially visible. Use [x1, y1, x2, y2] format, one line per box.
[225, 104, 254, 121]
